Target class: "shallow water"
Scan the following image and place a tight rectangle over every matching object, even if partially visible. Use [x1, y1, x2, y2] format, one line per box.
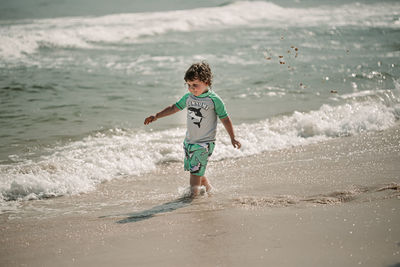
[0, 0, 399, 210]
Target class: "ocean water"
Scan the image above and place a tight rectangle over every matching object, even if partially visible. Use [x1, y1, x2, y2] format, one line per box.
[0, 0, 399, 211]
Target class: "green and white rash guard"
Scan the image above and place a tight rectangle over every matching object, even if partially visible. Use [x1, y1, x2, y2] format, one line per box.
[175, 90, 228, 144]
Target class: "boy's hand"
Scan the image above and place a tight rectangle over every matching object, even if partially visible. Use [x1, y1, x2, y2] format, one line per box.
[144, 105, 180, 125]
[231, 138, 241, 149]
[144, 115, 157, 125]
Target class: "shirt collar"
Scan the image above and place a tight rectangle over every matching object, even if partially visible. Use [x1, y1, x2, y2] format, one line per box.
[196, 90, 212, 98]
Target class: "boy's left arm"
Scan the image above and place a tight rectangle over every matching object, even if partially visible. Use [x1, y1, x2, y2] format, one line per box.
[220, 117, 241, 149]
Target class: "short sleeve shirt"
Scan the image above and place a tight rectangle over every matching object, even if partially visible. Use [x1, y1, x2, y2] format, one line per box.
[175, 90, 228, 144]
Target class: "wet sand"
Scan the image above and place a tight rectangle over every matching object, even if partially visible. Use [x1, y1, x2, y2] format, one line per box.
[1, 125, 399, 267]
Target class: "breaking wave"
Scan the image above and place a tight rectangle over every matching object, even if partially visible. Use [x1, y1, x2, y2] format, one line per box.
[1, 1, 399, 60]
[0, 91, 399, 206]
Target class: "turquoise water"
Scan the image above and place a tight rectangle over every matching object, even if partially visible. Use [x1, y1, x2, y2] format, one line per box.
[0, 0, 399, 206]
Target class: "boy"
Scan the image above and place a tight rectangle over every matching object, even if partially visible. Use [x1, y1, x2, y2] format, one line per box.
[144, 62, 241, 196]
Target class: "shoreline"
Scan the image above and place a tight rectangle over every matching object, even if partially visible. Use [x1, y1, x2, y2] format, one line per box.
[1, 125, 399, 267]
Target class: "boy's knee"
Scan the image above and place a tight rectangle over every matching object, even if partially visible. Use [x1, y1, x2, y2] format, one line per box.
[190, 174, 201, 185]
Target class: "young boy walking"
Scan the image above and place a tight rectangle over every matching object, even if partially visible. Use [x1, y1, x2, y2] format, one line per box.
[144, 62, 241, 196]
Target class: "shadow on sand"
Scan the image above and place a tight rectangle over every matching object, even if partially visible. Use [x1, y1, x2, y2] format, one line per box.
[101, 197, 193, 224]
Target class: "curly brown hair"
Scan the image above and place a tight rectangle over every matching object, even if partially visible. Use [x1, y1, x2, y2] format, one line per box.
[184, 61, 213, 86]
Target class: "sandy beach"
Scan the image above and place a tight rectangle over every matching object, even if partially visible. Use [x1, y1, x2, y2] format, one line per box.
[1, 1, 399, 266]
[1, 124, 399, 267]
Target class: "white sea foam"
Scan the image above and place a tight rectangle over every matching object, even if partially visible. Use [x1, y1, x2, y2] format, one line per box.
[339, 90, 386, 99]
[0, 1, 399, 60]
[214, 99, 399, 160]
[0, 97, 398, 207]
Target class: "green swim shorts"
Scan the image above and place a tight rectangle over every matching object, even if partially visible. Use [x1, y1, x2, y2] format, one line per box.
[183, 141, 215, 177]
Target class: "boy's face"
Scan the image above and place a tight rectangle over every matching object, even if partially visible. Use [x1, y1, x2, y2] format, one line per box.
[185, 79, 209, 97]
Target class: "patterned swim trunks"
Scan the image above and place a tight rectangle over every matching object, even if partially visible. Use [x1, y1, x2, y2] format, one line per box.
[183, 141, 215, 176]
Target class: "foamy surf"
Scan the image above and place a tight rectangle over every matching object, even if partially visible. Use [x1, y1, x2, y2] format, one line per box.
[1, 1, 399, 61]
[0, 95, 398, 209]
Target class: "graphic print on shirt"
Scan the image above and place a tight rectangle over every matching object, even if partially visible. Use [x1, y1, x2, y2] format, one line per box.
[188, 107, 203, 128]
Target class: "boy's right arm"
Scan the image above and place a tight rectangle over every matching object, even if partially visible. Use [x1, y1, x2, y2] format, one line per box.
[144, 104, 180, 125]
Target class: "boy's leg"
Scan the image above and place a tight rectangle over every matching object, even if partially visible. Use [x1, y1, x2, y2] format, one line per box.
[185, 142, 215, 196]
[190, 174, 212, 196]
[200, 176, 212, 192]
[190, 174, 202, 196]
